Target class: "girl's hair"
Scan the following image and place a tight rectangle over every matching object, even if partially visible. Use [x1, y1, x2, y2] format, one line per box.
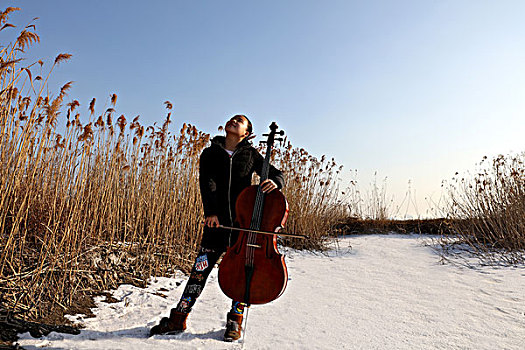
[233, 114, 253, 135]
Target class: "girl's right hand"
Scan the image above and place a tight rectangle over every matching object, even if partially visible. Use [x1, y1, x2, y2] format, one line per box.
[205, 215, 220, 228]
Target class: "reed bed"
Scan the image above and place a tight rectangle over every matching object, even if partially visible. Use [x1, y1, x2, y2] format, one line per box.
[442, 153, 525, 264]
[0, 8, 345, 324]
[261, 143, 347, 250]
[0, 8, 212, 321]
[342, 171, 398, 220]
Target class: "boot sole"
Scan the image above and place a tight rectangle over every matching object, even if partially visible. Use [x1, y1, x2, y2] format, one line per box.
[223, 337, 240, 342]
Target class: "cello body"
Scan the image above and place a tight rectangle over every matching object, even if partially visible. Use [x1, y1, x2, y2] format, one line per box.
[218, 122, 289, 305]
[218, 185, 289, 304]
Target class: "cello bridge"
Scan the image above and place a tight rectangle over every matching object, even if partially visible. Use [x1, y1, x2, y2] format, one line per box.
[246, 243, 261, 249]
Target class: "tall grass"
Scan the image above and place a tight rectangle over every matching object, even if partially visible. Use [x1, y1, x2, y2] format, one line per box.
[444, 153, 525, 263]
[343, 171, 396, 220]
[0, 9, 209, 320]
[0, 8, 345, 322]
[264, 142, 347, 249]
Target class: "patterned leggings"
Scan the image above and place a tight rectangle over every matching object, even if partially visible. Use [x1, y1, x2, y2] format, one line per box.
[175, 246, 246, 315]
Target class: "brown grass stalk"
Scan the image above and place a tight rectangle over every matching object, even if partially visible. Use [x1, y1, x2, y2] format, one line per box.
[442, 153, 525, 264]
[0, 8, 346, 324]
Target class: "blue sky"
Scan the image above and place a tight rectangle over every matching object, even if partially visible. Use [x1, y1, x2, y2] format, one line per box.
[8, 0, 525, 217]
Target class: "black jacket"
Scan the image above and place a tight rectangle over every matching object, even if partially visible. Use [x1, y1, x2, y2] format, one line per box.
[199, 136, 285, 248]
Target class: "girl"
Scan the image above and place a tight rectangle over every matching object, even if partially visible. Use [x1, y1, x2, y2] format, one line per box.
[150, 115, 285, 341]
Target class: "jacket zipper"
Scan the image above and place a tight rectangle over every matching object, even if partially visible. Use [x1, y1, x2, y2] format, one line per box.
[227, 149, 237, 245]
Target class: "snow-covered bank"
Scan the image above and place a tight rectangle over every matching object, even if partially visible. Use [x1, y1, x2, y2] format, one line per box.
[17, 235, 525, 349]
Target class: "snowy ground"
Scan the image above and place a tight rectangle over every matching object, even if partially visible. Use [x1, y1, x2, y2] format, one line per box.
[16, 234, 525, 350]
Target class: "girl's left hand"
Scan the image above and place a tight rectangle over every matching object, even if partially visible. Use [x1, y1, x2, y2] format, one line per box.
[260, 179, 278, 193]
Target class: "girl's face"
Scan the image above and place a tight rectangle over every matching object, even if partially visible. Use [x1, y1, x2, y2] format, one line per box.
[225, 115, 250, 138]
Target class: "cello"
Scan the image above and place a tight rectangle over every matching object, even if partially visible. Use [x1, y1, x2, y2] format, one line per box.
[218, 122, 292, 305]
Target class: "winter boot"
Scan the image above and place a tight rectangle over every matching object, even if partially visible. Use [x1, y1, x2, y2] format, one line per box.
[223, 311, 243, 342]
[149, 309, 188, 336]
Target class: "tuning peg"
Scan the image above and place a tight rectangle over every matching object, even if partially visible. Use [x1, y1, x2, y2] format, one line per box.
[279, 130, 285, 136]
[262, 133, 269, 137]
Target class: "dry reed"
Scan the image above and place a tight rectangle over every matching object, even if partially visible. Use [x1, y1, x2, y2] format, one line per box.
[342, 171, 397, 220]
[442, 153, 525, 264]
[260, 142, 347, 250]
[0, 8, 345, 323]
[0, 8, 210, 320]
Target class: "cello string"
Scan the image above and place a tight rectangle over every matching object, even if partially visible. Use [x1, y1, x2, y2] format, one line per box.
[248, 140, 272, 266]
[246, 132, 273, 267]
[248, 188, 263, 266]
[247, 189, 260, 266]
[249, 182, 266, 265]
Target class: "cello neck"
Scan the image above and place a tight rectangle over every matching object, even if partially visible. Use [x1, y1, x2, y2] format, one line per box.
[249, 122, 283, 231]
[259, 137, 272, 183]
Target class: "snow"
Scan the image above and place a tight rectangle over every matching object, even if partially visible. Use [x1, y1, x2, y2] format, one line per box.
[16, 234, 525, 349]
